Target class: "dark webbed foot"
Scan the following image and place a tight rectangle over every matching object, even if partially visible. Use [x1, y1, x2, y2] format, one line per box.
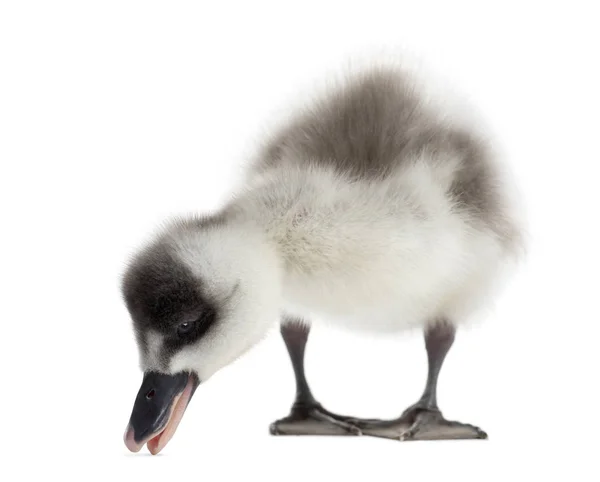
[343, 321, 487, 441]
[351, 405, 487, 441]
[269, 403, 362, 436]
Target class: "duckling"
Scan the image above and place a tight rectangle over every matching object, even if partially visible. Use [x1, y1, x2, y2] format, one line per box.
[122, 61, 523, 454]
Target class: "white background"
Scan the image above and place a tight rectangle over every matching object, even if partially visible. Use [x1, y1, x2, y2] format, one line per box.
[1, 1, 599, 480]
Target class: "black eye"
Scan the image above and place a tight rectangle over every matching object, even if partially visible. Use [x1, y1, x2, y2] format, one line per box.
[177, 321, 195, 336]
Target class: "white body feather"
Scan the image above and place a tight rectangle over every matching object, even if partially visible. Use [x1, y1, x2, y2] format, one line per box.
[234, 162, 515, 334]
[168, 151, 520, 380]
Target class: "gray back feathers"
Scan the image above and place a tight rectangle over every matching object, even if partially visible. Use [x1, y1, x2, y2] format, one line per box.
[254, 67, 521, 252]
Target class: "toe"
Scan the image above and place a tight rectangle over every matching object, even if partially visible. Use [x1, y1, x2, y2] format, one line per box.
[269, 422, 280, 435]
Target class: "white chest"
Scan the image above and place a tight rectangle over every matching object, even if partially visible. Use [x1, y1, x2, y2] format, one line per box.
[245, 166, 505, 331]
[279, 212, 475, 332]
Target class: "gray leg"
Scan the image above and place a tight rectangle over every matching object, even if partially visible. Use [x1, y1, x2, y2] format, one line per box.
[407, 320, 456, 412]
[353, 321, 487, 441]
[269, 320, 361, 436]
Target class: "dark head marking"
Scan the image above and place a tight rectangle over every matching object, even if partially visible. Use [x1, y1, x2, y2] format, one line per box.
[121, 239, 217, 367]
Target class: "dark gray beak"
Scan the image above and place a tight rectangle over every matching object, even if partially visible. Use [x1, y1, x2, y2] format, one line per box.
[123, 371, 199, 454]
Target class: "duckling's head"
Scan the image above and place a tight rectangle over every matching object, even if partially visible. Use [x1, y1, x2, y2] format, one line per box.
[121, 215, 281, 454]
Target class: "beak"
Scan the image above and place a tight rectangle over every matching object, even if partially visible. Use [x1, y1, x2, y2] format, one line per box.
[123, 371, 199, 455]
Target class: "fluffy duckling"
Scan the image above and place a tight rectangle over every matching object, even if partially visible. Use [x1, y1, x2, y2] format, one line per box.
[122, 62, 523, 454]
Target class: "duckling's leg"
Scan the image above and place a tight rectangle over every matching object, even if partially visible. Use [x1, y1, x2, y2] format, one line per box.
[269, 320, 361, 436]
[352, 320, 487, 440]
